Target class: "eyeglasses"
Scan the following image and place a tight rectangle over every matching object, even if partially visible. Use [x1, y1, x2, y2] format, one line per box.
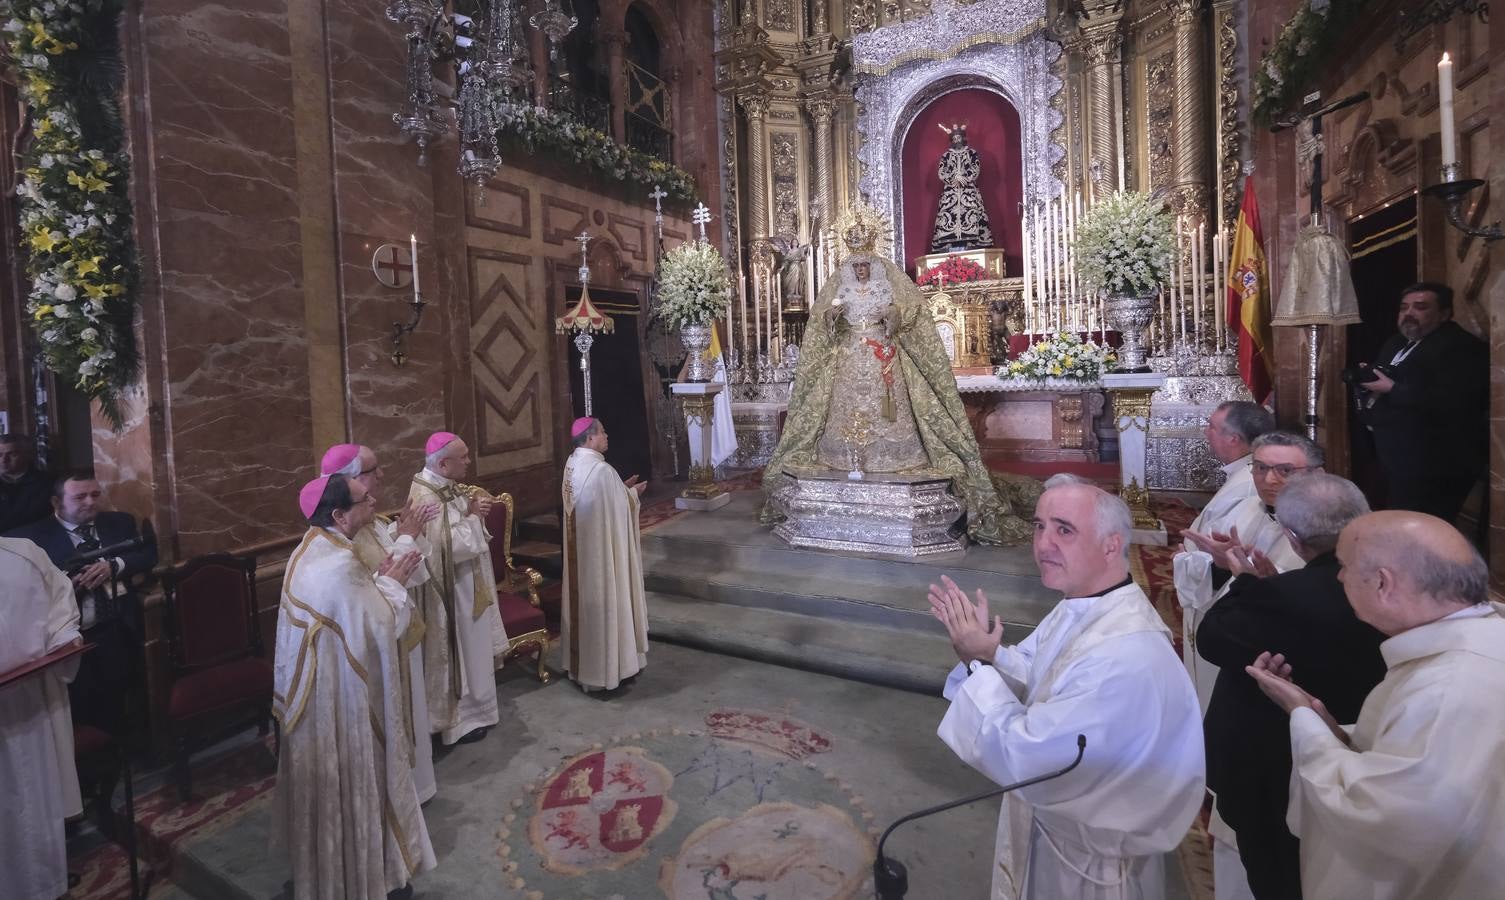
[344, 494, 377, 509]
[1252, 461, 1313, 479]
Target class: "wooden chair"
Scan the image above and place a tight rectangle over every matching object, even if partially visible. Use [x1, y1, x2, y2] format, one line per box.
[160, 553, 274, 801]
[484, 492, 551, 682]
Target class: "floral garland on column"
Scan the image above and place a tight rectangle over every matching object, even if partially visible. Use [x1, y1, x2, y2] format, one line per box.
[3, 0, 139, 427]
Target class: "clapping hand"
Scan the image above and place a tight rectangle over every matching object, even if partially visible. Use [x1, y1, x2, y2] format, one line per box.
[1183, 525, 1246, 570]
[378, 550, 423, 586]
[625, 475, 648, 496]
[468, 492, 494, 519]
[927, 575, 1003, 664]
[394, 499, 440, 539]
[1226, 543, 1279, 578]
[1245, 651, 1351, 745]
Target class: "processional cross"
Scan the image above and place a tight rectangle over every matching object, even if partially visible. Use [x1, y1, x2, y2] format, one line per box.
[575, 229, 593, 283]
[691, 202, 713, 243]
[1270, 88, 1368, 440]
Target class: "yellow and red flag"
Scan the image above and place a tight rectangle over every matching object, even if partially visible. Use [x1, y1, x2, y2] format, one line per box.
[1226, 178, 1275, 404]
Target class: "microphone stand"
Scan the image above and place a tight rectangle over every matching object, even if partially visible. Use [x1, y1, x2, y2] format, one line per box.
[873, 734, 1086, 900]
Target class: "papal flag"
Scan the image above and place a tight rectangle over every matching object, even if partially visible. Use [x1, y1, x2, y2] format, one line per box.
[1226, 178, 1275, 404]
[705, 323, 738, 466]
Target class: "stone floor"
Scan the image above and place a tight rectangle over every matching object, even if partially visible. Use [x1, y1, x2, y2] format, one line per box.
[170, 641, 1195, 899]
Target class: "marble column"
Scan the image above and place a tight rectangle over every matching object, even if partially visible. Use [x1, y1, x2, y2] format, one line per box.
[1103, 372, 1167, 545]
[1171, 0, 1210, 218]
[671, 382, 730, 510]
[602, 27, 627, 143]
[807, 97, 835, 227]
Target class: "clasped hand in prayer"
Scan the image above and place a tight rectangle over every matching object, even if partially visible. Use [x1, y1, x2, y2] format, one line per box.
[928, 574, 1004, 663]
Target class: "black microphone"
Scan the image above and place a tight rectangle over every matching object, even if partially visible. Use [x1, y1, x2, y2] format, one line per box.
[872, 734, 1087, 900]
[63, 535, 150, 573]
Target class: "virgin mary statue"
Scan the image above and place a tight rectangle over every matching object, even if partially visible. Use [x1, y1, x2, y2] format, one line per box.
[759, 206, 1031, 545]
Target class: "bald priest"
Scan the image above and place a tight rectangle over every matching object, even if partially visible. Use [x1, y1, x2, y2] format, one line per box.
[561, 417, 649, 691]
[272, 474, 435, 900]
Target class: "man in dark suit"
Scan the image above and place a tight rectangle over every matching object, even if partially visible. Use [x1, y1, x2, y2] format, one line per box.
[0, 433, 53, 532]
[1198, 473, 1387, 899]
[4, 472, 157, 735]
[1356, 281, 1488, 522]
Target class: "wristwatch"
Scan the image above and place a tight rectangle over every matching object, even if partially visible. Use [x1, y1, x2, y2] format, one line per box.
[968, 659, 988, 675]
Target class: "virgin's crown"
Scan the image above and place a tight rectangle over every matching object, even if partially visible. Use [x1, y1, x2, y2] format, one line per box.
[843, 221, 878, 253]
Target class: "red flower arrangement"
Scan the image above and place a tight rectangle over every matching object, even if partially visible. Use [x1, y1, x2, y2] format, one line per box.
[916, 256, 989, 286]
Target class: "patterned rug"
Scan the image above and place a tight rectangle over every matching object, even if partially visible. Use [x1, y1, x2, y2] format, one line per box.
[498, 708, 875, 899]
[69, 737, 278, 899]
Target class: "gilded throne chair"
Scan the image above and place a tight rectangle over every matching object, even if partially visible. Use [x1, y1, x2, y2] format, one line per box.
[483, 490, 552, 682]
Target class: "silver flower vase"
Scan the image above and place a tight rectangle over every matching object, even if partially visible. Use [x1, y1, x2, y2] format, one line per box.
[680, 322, 713, 382]
[1104, 292, 1158, 372]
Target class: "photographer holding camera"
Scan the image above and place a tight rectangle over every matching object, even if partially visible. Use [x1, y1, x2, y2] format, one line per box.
[1353, 282, 1487, 524]
[4, 472, 157, 734]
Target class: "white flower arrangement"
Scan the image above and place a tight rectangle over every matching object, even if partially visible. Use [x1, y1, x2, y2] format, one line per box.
[6, 0, 140, 427]
[997, 331, 1115, 384]
[1072, 191, 1174, 298]
[656, 240, 731, 329]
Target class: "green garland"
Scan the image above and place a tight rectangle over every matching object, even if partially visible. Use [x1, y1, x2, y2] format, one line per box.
[1251, 0, 1361, 128]
[495, 102, 696, 204]
[4, 0, 139, 427]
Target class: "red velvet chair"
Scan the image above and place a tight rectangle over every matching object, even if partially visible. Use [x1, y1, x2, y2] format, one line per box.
[484, 491, 551, 682]
[160, 553, 274, 801]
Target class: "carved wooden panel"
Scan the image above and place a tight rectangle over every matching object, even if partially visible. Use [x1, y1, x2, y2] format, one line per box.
[541, 194, 591, 245]
[607, 213, 649, 262]
[466, 179, 531, 235]
[467, 247, 552, 473]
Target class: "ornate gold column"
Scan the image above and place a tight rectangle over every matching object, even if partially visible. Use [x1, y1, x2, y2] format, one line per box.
[741, 93, 770, 241]
[1171, 0, 1210, 218]
[807, 98, 835, 226]
[1081, 23, 1124, 196]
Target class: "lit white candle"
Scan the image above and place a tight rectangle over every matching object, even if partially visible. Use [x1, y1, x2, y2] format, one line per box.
[1193, 222, 1204, 342]
[1213, 231, 1225, 351]
[410, 233, 421, 298]
[1022, 211, 1033, 335]
[1438, 52, 1457, 170]
[1171, 219, 1184, 341]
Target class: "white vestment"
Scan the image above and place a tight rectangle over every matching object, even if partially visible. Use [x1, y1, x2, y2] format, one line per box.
[352, 518, 436, 802]
[0, 538, 82, 900]
[408, 469, 505, 745]
[560, 447, 648, 690]
[1287, 602, 1505, 900]
[938, 582, 1205, 900]
[708, 329, 738, 467]
[272, 528, 436, 899]
[1174, 496, 1303, 712]
[1186, 455, 1255, 536]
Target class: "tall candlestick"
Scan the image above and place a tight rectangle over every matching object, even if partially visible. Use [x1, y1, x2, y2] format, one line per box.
[1193, 222, 1204, 344]
[1439, 52, 1457, 170]
[410, 233, 421, 298]
[1022, 210, 1032, 337]
[1171, 220, 1183, 342]
[1213, 231, 1224, 352]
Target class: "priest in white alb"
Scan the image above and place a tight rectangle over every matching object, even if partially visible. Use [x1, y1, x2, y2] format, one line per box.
[1176, 430, 1315, 711]
[409, 432, 504, 745]
[561, 417, 649, 691]
[0, 536, 83, 900]
[1185, 401, 1273, 536]
[321, 442, 440, 801]
[1248, 511, 1505, 900]
[930, 476, 1204, 899]
[272, 474, 435, 899]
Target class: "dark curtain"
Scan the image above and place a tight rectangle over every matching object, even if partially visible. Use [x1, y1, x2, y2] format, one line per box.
[1345, 196, 1417, 507]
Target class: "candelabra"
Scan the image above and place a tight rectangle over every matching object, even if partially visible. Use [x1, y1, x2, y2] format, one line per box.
[388, 0, 571, 186]
[390, 290, 429, 366]
[1422, 164, 1505, 243]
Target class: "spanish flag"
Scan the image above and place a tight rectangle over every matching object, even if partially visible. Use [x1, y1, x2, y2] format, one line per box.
[1226, 178, 1275, 404]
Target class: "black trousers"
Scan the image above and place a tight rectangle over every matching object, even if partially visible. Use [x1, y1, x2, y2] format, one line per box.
[70, 610, 142, 736]
[1219, 784, 1304, 900]
[1384, 468, 1478, 524]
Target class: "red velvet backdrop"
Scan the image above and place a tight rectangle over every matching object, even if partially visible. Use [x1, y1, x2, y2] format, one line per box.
[900, 89, 1023, 275]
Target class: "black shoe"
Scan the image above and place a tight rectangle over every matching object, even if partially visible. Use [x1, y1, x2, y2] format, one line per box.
[455, 727, 488, 745]
[387, 884, 414, 900]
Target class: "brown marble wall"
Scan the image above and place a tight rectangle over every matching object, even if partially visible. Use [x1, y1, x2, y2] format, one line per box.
[108, 0, 721, 562]
[1489, 7, 1505, 593]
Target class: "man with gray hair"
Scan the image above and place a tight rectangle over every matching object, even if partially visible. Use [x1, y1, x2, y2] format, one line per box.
[1198, 474, 1386, 899]
[928, 479, 1203, 898]
[1248, 511, 1505, 899]
[1177, 430, 1319, 711]
[1188, 401, 1276, 538]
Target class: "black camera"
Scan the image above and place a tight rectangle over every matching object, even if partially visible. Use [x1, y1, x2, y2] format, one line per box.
[1341, 363, 1394, 387]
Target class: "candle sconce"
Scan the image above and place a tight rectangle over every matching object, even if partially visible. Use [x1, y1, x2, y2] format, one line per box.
[391, 291, 429, 367]
[1422, 165, 1505, 243]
